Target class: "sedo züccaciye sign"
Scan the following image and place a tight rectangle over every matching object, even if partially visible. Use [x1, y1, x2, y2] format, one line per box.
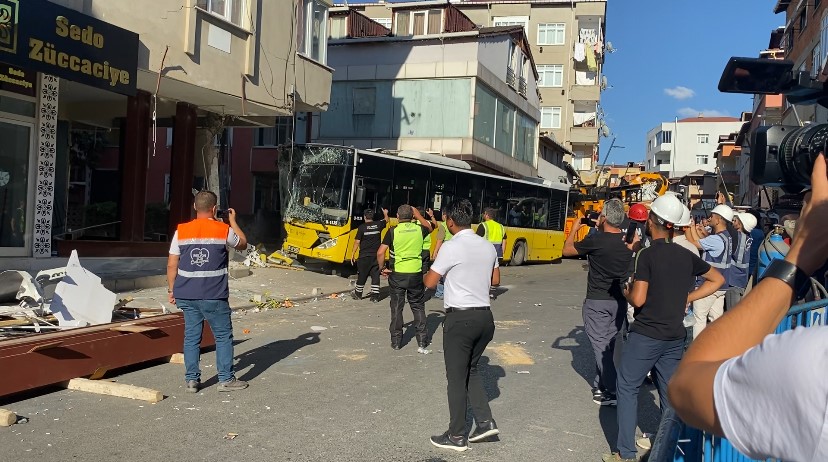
[0, 0, 139, 96]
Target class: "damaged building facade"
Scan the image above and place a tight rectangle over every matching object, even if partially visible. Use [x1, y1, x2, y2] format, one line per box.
[0, 0, 332, 269]
[314, 3, 552, 180]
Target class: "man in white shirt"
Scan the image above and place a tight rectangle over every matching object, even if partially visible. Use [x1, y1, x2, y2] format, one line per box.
[424, 199, 501, 452]
[670, 154, 828, 461]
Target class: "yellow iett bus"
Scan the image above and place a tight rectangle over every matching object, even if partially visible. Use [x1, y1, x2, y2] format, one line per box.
[279, 144, 570, 265]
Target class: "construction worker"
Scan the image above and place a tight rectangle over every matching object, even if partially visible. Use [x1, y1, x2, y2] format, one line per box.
[686, 204, 734, 339]
[623, 203, 650, 248]
[726, 212, 757, 308]
[477, 207, 506, 258]
[671, 205, 699, 256]
[606, 194, 725, 462]
[432, 218, 453, 299]
[420, 208, 439, 274]
[376, 205, 433, 352]
[350, 208, 390, 302]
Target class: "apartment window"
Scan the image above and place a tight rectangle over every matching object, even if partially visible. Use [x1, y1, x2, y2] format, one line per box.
[403, 9, 442, 36]
[255, 117, 293, 146]
[297, 0, 328, 64]
[822, 13, 828, 65]
[371, 18, 392, 29]
[697, 134, 709, 144]
[814, 42, 823, 77]
[696, 154, 709, 165]
[541, 107, 562, 129]
[537, 64, 563, 87]
[538, 23, 565, 46]
[493, 16, 529, 32]
[329, 16, 347, 39]
[800, 9, 808, 33]
[656, 130, 672, 144]
[196, 0, 247, 28]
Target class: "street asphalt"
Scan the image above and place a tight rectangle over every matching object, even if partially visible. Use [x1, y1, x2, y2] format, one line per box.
[0, 259, 663, 462]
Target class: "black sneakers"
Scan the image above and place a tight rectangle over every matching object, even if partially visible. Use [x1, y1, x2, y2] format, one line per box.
[430, 432, 469, 452]
[468, 420, 499, 442]
[350, 290, 361, 300]
[370, 294, 380, 303]
[594, 392, 617, 406]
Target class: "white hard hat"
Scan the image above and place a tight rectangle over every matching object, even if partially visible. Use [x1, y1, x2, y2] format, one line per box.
[735, 212, 757, 233]
[676, 205, 692, 227]
[711, 204, 734, 222]
[650, 194, 684, 226]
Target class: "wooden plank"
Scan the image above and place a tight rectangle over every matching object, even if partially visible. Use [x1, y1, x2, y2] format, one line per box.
[168, 353, 184, 364]
[0, 313, 214, 399]
[64, 378, 164, 403]
[27, 340, 63, 354]
[109, 325, 160, 333]
[0, 409, 16, 426]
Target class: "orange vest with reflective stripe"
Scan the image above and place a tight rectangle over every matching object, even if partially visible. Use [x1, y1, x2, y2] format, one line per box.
[174, 218, 231, 300]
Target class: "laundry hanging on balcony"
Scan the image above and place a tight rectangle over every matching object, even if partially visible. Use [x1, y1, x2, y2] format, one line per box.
[585, 47, 597, 71]
[574, 42, 586, 62]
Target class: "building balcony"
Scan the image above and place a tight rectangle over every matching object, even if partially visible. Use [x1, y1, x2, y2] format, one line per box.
[570, 84, 599, 102]
[570, 126, 599, 144]
[649, 142, 671, 156]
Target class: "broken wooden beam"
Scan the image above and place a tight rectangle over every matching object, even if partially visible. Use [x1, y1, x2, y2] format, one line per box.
[0, 313, 214, 399]
[168, 353, 184, 364]
[64, 378, 164, 403]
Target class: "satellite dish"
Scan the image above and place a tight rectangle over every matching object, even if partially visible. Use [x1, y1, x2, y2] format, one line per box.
[600, 76, 609, 90]
[606, 41, 616, 53]
[601, 124, 611, 138]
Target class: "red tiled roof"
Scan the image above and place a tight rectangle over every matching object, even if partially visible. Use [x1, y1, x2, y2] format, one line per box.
[677, 117, 740, 123]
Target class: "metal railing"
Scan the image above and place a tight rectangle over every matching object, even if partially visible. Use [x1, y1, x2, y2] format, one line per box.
[506, 67, 516, 87]
[669, 298, 828, 462]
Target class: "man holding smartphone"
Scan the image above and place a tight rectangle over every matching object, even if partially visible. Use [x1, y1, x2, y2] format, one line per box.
[563, 199, 634, 406]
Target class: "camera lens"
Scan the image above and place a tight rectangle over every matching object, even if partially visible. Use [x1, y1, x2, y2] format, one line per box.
[779, 123, 828, 188]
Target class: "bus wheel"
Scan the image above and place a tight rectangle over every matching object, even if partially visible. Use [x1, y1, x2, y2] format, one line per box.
[510, 241, 527, 266]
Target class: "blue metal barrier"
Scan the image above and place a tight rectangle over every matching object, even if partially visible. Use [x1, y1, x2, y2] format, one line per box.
[669, 298, 828, 462]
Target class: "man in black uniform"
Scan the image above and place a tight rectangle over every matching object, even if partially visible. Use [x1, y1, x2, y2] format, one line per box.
[377, 205, 433, 351]
[350, 208, 389, 302]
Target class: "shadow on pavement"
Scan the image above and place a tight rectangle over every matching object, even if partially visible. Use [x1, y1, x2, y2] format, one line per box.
[401, 312, 444, 348]
[202, 332, 321, 387]
[597, 379, 662, 452]
[550, 325, 595, 387]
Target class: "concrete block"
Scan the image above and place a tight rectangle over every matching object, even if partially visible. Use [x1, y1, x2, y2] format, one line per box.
[442, 61, 468, 77]
[404, 62, 436, 79]
[347, 65, 376, 80]
[375, 64, 402, 80]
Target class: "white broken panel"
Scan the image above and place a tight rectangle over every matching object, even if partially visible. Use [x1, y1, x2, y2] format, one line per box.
[50, 250, 115, 328]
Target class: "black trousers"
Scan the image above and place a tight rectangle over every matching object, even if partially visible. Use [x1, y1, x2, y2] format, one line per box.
[389, 272, 427, 345]
[356, 257, 380, 288]
[421, 249, 431, 274]
[443, 309, 495, 436]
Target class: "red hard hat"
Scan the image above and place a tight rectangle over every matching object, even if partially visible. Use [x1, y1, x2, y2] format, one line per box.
[628, 203, 649, 222]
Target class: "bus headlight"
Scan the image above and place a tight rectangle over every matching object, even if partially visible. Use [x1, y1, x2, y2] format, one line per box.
[317, 237, 338, 250]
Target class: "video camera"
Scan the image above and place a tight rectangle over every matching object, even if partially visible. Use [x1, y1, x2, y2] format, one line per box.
[718, 57, 827, 193]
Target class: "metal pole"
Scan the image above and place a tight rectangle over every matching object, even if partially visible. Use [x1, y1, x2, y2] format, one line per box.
[671, 117, 677, 179]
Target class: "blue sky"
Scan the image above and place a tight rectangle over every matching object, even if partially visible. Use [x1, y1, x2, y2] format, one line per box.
[599, 0, 782, 163]
[333, 1, 783, 164]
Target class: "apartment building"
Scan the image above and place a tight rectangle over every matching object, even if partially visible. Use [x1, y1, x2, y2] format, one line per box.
[0, 0, 332, 264]
[316, 3, 545, 179]
[645, 117, 744, 179]
[344, 0, 608, 172]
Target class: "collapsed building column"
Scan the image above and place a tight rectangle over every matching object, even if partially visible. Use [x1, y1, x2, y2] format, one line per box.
[168, 102, 197, 237]
[120, 90, 151, 242]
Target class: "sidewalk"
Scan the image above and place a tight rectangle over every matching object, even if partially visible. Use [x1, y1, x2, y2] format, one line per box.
[117, 265, 357, 312]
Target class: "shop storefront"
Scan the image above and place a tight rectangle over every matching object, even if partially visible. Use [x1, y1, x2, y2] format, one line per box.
[0, 0, 138, 259]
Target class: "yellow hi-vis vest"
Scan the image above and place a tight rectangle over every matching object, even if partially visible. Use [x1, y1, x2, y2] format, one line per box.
[481, 219, 505, 244]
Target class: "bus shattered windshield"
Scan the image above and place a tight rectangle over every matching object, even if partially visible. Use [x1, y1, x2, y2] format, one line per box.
[279, 145, 354, 227]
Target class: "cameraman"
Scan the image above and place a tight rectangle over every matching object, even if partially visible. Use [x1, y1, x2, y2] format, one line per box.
[670, 154, 828, 461]
[563, 199, 633, 406]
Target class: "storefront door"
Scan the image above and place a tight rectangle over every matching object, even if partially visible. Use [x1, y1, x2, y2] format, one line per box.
[0, 118, 34, 255]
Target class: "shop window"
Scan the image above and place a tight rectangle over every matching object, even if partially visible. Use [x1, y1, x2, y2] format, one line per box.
[0, 121, 31, 248]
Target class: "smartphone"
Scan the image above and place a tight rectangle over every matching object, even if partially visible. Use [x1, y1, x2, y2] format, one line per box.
[580, 217, 592, 225]
[216, 209, 229, 219]
[625, 222, 638, 244]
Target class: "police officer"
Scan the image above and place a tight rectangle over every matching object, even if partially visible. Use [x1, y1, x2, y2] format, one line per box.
[350, 208, 390, 302]
[477, 207, 506, 258]
[424, 199, 501, 452]
[376, 205, 433, 352]
[167, 191, 250, 393]
[686, 204, 734, 339]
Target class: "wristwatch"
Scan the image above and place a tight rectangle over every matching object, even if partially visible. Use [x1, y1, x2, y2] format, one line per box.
[759, 259, 811, 299]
